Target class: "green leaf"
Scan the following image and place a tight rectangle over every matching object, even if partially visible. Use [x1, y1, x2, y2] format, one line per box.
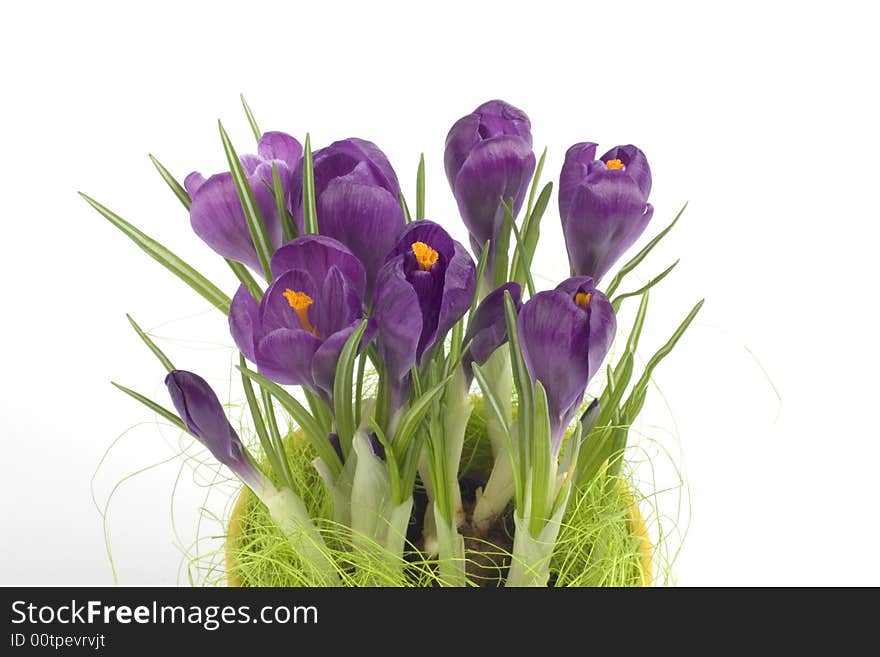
[503, 290, 532, 478]
[508, 211, 536, 297]
[273, 163, 298, 243]
[225, 259, 263, 301]
[391, 374, 452, 463]
[511, 182, 552, 288]
[471, 362, 522, 509]
[530, 381, 552, 534]
[149, 154, 191, 211]
[493, 197, 513, 288]
[333, 320, 369, 458]
[605, 202, 688, 298]
[240, 94, 261, 142]
[624, 298, 704, 419]
[302, 134, 319, 235]
[147, 154, 263, 301]
[80, 193, 231, 313]
[111, 382, 187, 433]
[126, 314, 175, 372]
[525, 146, 547, 220]
[239, 354, 285, 484]
[261, 387, 294, 488]
[237, 366, 343, 477]
[370, 420, 402, 504]
[304, 389, 333, 436]
[416, 153, 426, 220]
[466, 238, 491, 328]
[219, 120, 274, 280]
[611, 260, 679, 312]
[399, 192, 412, 224]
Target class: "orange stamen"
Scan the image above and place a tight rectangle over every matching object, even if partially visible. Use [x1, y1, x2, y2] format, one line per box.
[411, 241, 439, 271]
[575, 292, 592, 308]
[606, 158, 625, 171]
[282, 289, 317, 334]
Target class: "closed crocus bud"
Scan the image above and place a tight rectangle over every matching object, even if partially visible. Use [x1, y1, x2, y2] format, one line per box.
[291, 138, 405, 302]
[444, 100, 536, 284]
[228, 235, 374, 402]
[374, 221, 476, 410]
[165, 370, 264, 490]
[186, 132, 302, 276]
[461, 282, 522, 385]
[559, 143, 653, 282]
[518, 276, 616, 451]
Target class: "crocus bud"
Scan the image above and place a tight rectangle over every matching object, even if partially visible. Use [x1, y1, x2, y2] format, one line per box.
[374, 221, 476, 410]
[461, 282, 522, 385]
[165, 370, 263, 490]
[291, 138, 405, 302]
[444, 100, 536, 283]
[187, 132, 302, 276]
[559, 143, 653, 282]
[228, 235, 374, 401]
[517, 276, 616, 451]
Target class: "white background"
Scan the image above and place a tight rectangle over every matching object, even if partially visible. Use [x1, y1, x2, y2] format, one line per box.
[1, 0, 878, 586]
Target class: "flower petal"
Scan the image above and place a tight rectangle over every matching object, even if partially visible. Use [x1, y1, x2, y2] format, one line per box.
[254, 327, 321, 387]
[558, 142, 598, 221]
[311, 318, 377, 399]
[314, 266, 362, 337]
[229, 284, 261, 362]
[165, 370, 261, 488]
[452, 135, 536, 253]
[258, 131, 303, 169]
[189, 172, 282, 275]
[269, 235, 366, 301]
[317, 169, 405, 300]
[601, 144, 652, 199]
[462, 281, 522, 381]
[374, 258, 422, 384]
[260, 269, 318, 333]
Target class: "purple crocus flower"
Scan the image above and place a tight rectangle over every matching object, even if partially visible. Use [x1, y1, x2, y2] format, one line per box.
[444, 100, 536, 282]
[461, 282, 522, 385]
[228, 235, 373, 401]
[559, 143, 653, 282]
[186, 132, 303, 276]
[374, 221, 476, 408]
[165, 370, 263, 490]
[290, 138, 405, 301]
[518, 276, 616, 451]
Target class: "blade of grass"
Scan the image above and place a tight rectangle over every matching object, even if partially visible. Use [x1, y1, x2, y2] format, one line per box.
[611, 260, 679, 312]
[149, 154, 191, 210]
[80, 193, 231, 313]
[272, 163, 298, 243]
[399, 192, 412, 223]
[605, 202, 688, 297]
[302, 134, 319, 234]
[111, 382, 187, 433]
[416, 153, 426, 220]
[126, 314, 174, 372]
[219, 120, 274, 280]
[237, 366, 342, 477]
[240, 94, 261, 142]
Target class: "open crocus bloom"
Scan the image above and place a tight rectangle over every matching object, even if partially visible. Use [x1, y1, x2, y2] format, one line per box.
[166, 370, 264, 490]
[229, 235, 373, 400]
[518, 276, 616, 451]
[374, 221, 476, 409]
[186, 132, 303, 276]
[558, 142, 653, 282]
[444, 100, 536, 282]
[290, 138, 405, 302]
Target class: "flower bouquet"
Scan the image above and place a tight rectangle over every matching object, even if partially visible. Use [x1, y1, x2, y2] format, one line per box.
[84, 98, 700, 587]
